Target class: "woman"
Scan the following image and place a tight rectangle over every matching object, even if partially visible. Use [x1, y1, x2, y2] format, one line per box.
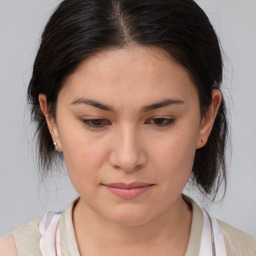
[0, 0, 255, 255]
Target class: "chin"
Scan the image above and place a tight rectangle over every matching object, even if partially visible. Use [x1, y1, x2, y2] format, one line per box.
[104, 207, 154, 227]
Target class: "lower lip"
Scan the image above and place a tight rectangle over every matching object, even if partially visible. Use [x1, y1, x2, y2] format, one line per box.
[104, 185, 152, 199]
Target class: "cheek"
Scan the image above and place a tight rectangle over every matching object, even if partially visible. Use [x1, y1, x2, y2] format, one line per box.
[58, 122, 108, 183]
[61, 137, 106, 197]
[158, 148, 194, 198]
[64, 139, 103, 171]
[150, 126, 198, 186]
[154, 131, 197, 166]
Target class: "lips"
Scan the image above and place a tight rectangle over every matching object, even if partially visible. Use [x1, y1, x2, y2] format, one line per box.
[105, 182, 152, 188]
[103, 182, 153, 199]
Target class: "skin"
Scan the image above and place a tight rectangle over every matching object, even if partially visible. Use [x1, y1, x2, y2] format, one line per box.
[34, 45, 221, 256]
[0, 236, 17, 256]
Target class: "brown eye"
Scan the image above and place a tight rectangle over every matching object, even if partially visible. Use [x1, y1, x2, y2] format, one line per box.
[147, 118, 174, 127]
[82, 119, 111, 129]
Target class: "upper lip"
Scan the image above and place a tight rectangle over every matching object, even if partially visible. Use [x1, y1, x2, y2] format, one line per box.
[104, 182, 153, 188]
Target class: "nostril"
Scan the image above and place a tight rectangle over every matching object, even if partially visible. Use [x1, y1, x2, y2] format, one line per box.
[109, 150, 147, 173]
[108, 130, 147, 172]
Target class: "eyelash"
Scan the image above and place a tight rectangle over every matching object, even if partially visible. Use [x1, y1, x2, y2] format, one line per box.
[81, 118, 175, 129]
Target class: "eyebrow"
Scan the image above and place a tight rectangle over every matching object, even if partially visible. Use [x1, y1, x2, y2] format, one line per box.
[70, 98, 184, 113]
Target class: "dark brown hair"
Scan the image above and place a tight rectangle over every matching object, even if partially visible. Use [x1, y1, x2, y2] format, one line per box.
[28, 0, 228, 199]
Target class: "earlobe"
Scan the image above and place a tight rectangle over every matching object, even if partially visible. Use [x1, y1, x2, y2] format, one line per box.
[196, 89, 222, 149]
[38, 94, 62, 151]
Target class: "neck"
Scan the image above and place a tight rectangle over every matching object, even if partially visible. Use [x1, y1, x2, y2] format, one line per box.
[73, 195, 192, 256]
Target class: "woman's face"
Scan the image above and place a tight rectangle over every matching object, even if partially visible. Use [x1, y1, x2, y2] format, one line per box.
[41, 46, 218, 226]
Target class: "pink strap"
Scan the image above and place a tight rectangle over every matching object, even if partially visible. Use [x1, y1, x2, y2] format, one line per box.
[39, 212, 62, 256]
[199, 210, 227, 256]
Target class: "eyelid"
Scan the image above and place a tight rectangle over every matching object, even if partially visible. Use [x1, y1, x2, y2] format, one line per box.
[80, 117, 175, 129]
[81, 118, 111, 129]
[146, 117, 175, 126]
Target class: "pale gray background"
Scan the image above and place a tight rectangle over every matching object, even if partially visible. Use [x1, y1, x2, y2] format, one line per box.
[0, 0, 255, 237]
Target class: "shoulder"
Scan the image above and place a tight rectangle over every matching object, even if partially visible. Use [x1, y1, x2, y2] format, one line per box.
[0, 235, 17, 256]
[217, 219, 256, 255]
[5, 218, 41, 256]
[11, 218, 41, 238]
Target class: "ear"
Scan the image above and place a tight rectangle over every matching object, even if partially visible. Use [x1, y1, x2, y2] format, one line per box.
[38, 94, 62, 152]
[196, 89, 222, 149]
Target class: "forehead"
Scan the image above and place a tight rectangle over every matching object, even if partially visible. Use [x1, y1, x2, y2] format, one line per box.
[60, 45, 198, 105]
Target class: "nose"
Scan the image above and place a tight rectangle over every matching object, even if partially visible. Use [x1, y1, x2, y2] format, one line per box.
[108, 124, 147, 172]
